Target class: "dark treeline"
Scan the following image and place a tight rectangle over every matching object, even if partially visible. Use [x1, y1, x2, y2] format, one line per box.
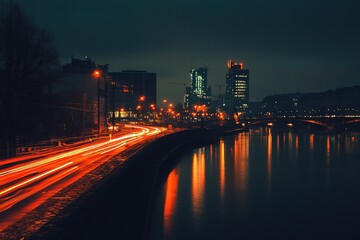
[0, 0, 59, 158]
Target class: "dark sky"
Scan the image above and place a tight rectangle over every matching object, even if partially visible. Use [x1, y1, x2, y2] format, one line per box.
[17, 0, 360, 104]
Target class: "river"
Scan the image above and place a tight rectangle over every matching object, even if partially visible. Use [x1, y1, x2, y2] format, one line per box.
[148, 128, 360, 239]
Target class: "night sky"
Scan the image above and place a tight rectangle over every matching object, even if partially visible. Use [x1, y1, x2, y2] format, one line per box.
[17, 0, 360, 104]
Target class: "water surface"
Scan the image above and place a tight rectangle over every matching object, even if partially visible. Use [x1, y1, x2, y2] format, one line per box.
[148, 128, 360, 239]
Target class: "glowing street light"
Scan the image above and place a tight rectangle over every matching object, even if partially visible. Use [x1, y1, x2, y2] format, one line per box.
[94, 69, 101, 135]
[93, 70, 100, 77]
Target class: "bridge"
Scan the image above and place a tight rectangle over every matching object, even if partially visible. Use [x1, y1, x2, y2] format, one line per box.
[240, 116, 360, 131]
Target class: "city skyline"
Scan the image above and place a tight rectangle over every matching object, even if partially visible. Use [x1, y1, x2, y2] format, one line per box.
[1, 2, 360, 238]
[15, 0, 360, 104]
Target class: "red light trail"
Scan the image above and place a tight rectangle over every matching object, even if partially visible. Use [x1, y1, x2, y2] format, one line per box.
[0, 125, 165, 231]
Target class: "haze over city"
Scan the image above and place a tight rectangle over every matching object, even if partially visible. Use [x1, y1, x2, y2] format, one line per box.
[17, 0, 360, 103]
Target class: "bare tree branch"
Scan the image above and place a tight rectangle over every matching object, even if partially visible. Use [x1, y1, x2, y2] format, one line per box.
[0, 0, 59, 158]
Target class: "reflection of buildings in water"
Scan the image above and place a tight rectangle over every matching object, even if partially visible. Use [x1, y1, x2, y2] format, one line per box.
[325, 135, 332, 184]
[326, 136, 331, 162]
[345, 134, 357, 153]
[234, 133, 249, 200]
[209, 144, 214, 168]
[283, 133, 286, 143]
[192, 148, 205, 221]
[219, 139, 225, 201]
[309, 134, 314, 152]
[288, 131, 293, 152]
[276, 134, 280, 160]
[326, 136, 331, 160]
[267, 130, 272, 188]
[163, 169, 179, 236]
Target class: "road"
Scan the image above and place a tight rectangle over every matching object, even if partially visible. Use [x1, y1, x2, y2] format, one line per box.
[0, 125, 165, 231]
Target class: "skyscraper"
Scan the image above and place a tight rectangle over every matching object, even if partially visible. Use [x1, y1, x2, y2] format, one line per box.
[225, 60, 249, 116]
[184, 67, 211, 110]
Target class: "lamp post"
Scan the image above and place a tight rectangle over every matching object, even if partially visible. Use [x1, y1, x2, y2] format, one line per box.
[162, 99, 167, 124]
[112, 81, 115, 132]
[94, 70, 101, 135]
[138, 96, 145, 122]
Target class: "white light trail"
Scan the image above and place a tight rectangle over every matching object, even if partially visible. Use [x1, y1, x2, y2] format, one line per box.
[0, 162, 73, 196]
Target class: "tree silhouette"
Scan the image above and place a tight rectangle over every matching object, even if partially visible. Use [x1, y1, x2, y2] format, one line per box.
[0, 1, 59, 158]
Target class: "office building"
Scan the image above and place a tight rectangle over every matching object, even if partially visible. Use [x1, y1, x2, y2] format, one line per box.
[110, 70, 156, 122]
[184, 67, 211, 110]
[225, 60, 249, 116]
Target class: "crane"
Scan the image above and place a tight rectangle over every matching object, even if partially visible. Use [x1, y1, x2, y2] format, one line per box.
[167, 81, 190, 93]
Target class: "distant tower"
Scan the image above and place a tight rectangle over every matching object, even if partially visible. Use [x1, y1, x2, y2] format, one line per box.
[190, 67, 208, 95]
[185, 67, 211, 110]
[225, 60, 249, 116]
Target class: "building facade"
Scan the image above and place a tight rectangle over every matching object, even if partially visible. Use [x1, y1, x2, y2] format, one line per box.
[109, 70, 157, 122]
[225, 60, 249, 116]
[184, 67, 211, 110]
[58, 56, 109, 135]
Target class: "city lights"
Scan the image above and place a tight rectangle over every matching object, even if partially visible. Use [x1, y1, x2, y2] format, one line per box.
[1, 1, 359, 239]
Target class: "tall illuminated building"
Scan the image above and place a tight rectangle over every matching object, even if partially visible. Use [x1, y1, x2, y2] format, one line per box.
[184, 67, 211, 110]
[225, 60, 249, 116]
[191, 67, 208, 96]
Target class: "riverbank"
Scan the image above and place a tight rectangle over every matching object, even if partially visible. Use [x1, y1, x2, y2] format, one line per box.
[9, 127, 240, 239]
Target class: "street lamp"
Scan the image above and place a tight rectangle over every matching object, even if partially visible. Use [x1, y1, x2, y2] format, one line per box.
[94, 70, 101, 135]
[111, 81, 116, 133]
[136, 96, 146, 122]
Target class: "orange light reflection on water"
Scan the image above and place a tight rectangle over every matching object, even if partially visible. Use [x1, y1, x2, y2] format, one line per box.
[163, 169, 179, 236]
[326, 135, 331, 162]
[234, 133, 249, 196]
[267, 130, 272, 188]
[192, 149, 205, 221]
[219, 139, 225, 200]
[309, 134, 314, 151]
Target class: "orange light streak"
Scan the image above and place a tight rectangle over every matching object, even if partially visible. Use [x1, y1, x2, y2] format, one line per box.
[100, 137, 140, 154]
[0, 132, 145, 177]
[0, 125, 165, 230]
[82, 135, 141, 156]
[0, 162, 73, 196]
